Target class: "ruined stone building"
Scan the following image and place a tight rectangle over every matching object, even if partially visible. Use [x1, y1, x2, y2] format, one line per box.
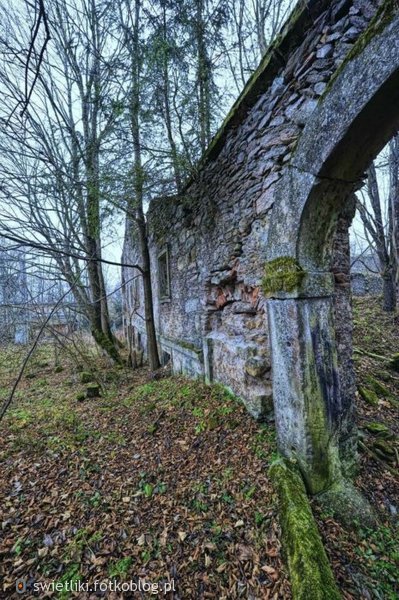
[351, 253, 383, 295]
[122, 0, 399, 494]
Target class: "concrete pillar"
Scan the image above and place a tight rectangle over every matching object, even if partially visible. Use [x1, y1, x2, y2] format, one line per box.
[267, 294, 344, 494]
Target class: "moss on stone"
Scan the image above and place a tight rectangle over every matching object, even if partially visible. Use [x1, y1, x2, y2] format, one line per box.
[160, 335, 203, 357]
[388, 352, 399, 372]
[373, 439, 395, 461]
[270, 459, 341, 600]
[358, 386, 379, 406]
[365, 375, 391, 397]
[363, 421, 392, 438]
[86, 383, 100, 398]
[80, 371, 93, 384]
[262, 256, 305, 295]
[176, 339, 202, 354]
[317, 479, 377, 529]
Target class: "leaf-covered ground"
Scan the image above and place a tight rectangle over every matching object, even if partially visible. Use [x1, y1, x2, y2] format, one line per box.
[0, 348, 289, 599]
[0, 296, 398, 599]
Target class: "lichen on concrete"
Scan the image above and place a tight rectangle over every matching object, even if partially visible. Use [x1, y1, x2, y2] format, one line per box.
[262, 256, 305, 295]
[270, 458, 341, 600]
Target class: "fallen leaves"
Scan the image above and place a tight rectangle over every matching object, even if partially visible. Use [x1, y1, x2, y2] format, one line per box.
[177, 531, 187, 542]
[0, 361, 290, 598]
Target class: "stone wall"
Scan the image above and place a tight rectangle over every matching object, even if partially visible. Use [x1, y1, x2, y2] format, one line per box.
[122, 0, 383, 420]
[351, 254, 383, 296]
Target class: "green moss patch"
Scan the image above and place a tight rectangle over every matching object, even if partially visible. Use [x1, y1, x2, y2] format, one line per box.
[358, 386, 379, 406]
[365, 375, 391, 397]
[262, 257, 305, 295]
[80, 371, 93, 384]
[270, 459, 341, 600]
[317, 479, 376, 530]
[363, 421, 392, 438]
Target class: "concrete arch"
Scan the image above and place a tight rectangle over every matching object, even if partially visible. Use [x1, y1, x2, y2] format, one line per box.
[266, 10, 399, 493]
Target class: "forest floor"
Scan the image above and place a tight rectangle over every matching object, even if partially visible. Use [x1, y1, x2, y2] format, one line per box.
[0, 296, 398, 599]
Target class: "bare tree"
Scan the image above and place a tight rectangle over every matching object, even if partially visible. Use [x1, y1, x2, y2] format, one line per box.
[0, 0, 126, 360]
[356, 140, 399, 311]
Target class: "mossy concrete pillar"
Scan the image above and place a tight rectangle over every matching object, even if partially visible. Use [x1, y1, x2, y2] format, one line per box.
[264, 260, 346, 494]
[267, 296, 343, 493]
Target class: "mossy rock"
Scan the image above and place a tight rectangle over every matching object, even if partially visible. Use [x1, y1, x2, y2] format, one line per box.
[54, 365, 64, 373]
[270, 459, 341, 600]
[365, 376, 390, 397]
[363, 422, 393, 439]
[388, 353, 399, 372]
[86, 384, 100, 398]
[317, 479, 376, 529]
[80, 371, 93, 384]
[375, 370, 392, 382]
[358, 386, 379, 406]
[373, 439, 395, 462]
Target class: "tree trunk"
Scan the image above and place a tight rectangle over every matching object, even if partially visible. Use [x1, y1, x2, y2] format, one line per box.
[382, 269, 396, 312]
[365, 164, 396, 312]
[196, 0, 211, 153]
[161, 5, 183, 193]
[128, 0, 160, 371]
[139, 227, 160, 371]
[389, 137, 399, 294]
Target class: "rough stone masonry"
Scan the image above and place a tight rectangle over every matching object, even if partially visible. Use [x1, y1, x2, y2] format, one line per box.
[122, 0, 399, 493]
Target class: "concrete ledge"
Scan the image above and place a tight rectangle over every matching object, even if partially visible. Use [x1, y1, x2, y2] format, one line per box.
[265, 271, 335, 300]
[159, 335, 203, 361]
[158, 335, 204, 379]
[270, 459, 341, 600]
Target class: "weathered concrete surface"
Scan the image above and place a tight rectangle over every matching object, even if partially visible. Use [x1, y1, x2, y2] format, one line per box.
[122, 0, 399, 491]
[266, 4, 399, 488]
[267, 296, 342, 494]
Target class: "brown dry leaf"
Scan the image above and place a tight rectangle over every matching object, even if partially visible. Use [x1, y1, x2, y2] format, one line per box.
[204, 542, 216, 551]
[261, 565, 278, 581]
[177, 531, 187, 542]
[237, 544, 253, 562]
[234, 519, 244, 528]
[90, 555, 107, 566]
[159, 528, 168, 547]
